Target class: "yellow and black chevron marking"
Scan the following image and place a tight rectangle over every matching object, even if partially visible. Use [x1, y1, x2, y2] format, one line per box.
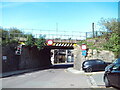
[19, 42, 77, 47]
[45, 42, 77, 47]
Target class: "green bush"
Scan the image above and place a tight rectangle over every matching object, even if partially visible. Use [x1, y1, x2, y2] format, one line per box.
[25, 34, 35, 47]
[35, 35, 46, 50]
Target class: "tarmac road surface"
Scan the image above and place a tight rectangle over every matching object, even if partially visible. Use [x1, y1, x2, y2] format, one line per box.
[2, 64, 91, 88]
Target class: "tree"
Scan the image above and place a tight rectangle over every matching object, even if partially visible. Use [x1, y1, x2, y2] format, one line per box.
[1, 28, 9, 40]
[0, 28, 19, 46]
[0, 28, 8, 45]
[25, 34, 35, 47]
[35, 35, 46, 50]
[99, 18, 119, 33]
[99, 18, 120, 58]
[9, 28, 23, 38]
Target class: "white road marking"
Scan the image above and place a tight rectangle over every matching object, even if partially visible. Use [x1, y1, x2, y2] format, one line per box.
[89, 76, 98, 88]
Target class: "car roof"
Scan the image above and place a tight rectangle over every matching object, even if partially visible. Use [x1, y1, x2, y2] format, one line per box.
[84, 59, 103, 62]
[86, 59, 102, 61]
[113, 58, 120, 64]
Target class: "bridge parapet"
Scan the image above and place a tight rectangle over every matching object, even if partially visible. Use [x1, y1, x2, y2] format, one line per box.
[45, 42, 76, 47]
[46, 39, 81, 43]
[19, 39, 78, 48]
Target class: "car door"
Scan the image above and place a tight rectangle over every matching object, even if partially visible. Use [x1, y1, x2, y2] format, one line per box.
[111, 64, 120, 88]
[96, 60, 106, 71]
[91, 60, 98, 71]
[108, 64, 120, 88]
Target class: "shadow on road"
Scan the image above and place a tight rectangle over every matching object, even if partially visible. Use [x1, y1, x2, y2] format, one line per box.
[50, 63, 73, 69]
[2, 63, 73, 78]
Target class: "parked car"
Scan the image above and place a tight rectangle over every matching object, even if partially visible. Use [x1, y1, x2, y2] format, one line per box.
[105, 58, 120, 72]
[113, 58, 120, 64]
[104, 58, 120, 89]
[82, 59, 111, 72]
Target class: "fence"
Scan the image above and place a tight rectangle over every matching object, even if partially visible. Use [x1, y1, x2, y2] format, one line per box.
[1, 29, 110, 42]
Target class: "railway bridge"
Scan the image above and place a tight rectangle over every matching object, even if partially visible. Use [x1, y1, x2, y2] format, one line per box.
[44, 39, 80, 49]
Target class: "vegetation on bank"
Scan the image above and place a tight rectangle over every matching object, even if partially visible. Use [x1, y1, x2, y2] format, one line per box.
[100, 18, 120, 58]
[78, 18, 120, 58]
[25, 34, 46, 50]
[0, 28, 46, 50]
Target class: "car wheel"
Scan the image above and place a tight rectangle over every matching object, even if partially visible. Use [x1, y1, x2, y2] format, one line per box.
[104, 76, 111, 87]
[86, 67, 92, 72]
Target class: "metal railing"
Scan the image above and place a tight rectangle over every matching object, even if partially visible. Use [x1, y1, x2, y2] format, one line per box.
[2, 29, 110, 42]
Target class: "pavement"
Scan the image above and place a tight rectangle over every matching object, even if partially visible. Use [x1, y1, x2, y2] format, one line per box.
[0, 67, 50, 78]
[65, 68, 106, 88]
[66, 67, 105, 75]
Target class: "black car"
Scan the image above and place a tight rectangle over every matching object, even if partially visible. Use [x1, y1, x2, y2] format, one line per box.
[104, 58, 120, 89]
[82, 59, 111, 72]
[105, 58, 120, 72]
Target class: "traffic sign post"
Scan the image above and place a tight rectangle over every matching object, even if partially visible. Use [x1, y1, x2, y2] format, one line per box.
[82, 50, 87, 56]
[81, 44, 87, 50]
[15, 45, 22, 55]
[81, 44, 87, 56]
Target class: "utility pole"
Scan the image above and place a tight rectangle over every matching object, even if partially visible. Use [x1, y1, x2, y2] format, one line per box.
[86, 32, 87, 40]
[92, 23, 95, 38]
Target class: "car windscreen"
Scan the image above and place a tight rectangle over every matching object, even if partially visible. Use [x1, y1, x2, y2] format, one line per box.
[113, 58, 120, 64]
[96, 60, 104, 64]
[112, 64, 120, 71]
[84, 61, 91, 65]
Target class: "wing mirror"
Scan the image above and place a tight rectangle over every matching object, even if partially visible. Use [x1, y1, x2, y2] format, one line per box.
[108, 68, 112, 72]
[105, 66, 112, 73]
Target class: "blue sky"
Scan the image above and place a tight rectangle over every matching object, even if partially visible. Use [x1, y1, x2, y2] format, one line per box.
[1, 2, 118, 39]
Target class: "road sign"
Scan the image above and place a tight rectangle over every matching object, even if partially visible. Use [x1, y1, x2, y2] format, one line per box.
[82, 50, 87, 56]
[15, 45, 22, 55]
[81, 44, 87, 50]
[47, 40, 53, 46]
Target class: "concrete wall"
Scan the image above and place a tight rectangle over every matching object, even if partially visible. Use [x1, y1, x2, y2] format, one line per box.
[19, 46, 51, 70]
[2, 44, 52, 73]
[2, 44, 19, 72]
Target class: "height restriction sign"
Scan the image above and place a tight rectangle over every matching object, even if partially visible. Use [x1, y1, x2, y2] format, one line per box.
[47, 40, 53, 46]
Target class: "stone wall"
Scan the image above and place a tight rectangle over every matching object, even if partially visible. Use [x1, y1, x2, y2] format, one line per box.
[73, 45, 115, 70]
[86, 49, 115, 62]
[73, 45, 86, 71]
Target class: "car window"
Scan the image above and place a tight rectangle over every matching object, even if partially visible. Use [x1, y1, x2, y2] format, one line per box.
[84, 60, 94, 65]
[116, 58, 120, 63]
[112, 64, 120, 71]
[113, 58, 120, 64]
[84, 62, 90, 65]
[96, 60, 104, 64]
